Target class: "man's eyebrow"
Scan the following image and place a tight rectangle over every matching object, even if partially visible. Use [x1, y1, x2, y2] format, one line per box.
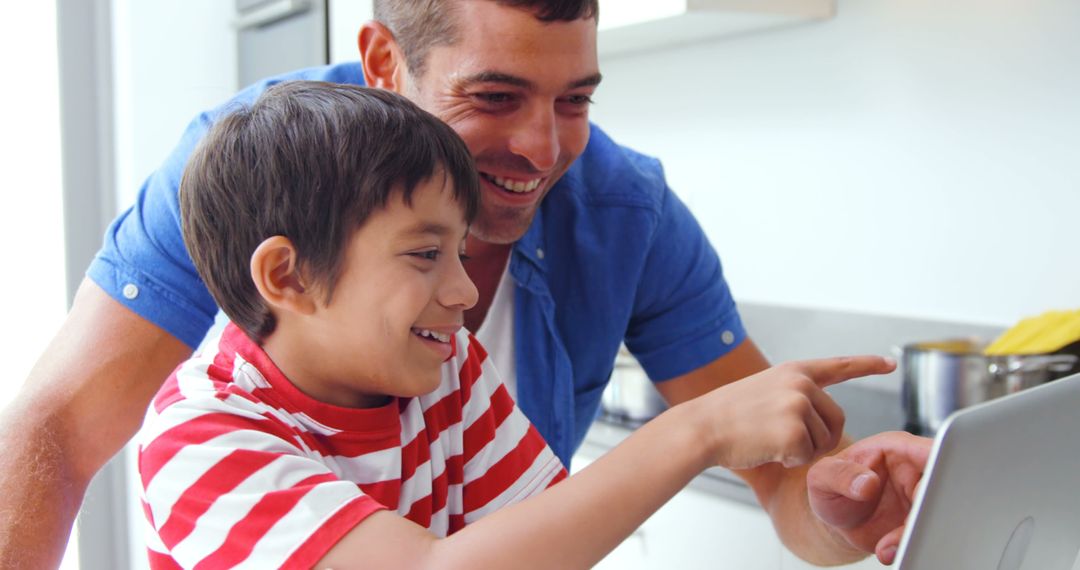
[569, 72, 603, 90]
[458, 71, 533, 90]
[456, 71, 603, 91]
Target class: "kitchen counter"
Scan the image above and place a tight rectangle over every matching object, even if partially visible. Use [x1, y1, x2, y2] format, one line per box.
[572, 303, 1003, 568]
[576, 382, 904, 569]
[576, 417, 759, 505]
[578, 381, 906, 507]
[580, 300, 1004, 503]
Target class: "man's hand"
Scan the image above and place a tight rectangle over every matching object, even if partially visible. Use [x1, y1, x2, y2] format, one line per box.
[806, 431, 932, 564]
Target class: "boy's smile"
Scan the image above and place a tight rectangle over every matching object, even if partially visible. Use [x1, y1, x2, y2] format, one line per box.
[264, 172, 478, 408]
[410, 326, 456, 361]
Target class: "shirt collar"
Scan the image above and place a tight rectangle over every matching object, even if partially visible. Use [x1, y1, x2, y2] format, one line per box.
[513, 196, 548, 274]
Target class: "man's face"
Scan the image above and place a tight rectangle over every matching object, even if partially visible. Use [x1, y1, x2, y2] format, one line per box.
[296, 175, 478, 407]
[401, 1, 600, 244]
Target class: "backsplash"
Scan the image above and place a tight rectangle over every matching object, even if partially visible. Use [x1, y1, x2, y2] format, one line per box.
[738, 302, 1005, 394]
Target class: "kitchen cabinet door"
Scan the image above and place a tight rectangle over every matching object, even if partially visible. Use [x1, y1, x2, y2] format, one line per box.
[596, 0, 834, 59]
[572, 455, 784, 569]
[781, 548, 887, 569]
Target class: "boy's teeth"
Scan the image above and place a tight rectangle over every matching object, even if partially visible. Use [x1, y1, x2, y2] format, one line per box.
[487, 174, 541, 193]
[414, 328, 450, 343]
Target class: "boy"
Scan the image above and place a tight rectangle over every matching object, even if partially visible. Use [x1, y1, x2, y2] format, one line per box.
[140, 81, 889, 568]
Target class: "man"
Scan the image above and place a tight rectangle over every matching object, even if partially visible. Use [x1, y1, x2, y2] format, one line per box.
[0, 1, 929, 567]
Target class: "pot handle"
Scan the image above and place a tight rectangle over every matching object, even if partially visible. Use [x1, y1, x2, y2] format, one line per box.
[989, 354, 1079, 375]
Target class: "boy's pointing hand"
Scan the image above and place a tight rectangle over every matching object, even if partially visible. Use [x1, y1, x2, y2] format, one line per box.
[685, 356, 896, 471]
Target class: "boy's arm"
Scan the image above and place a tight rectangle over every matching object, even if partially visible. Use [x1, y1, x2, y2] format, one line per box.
[320, 407, 705, 569]
[654, 342, 884, 566]
[0, 279, 191, 568]
[317, 356, 894, 570]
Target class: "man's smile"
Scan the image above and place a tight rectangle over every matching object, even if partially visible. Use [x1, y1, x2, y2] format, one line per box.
[480, 172, 544, 194]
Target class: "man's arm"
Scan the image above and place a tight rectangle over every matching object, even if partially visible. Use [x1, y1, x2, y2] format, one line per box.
[0, 278, 191, 568]
[653, 337, 868, 566]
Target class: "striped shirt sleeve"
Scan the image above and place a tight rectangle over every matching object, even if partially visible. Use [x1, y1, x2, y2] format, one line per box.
[457, 333, 568, 524]
[138, 396, 385, 570]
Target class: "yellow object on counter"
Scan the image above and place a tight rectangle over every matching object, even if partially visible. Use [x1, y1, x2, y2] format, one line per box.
[984, 310, 1080, 356]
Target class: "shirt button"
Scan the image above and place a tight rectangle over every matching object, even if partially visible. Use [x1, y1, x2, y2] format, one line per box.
[721, 330, 735, 345]
[122, 283, 140, 300]
[536, 248, 545, 260]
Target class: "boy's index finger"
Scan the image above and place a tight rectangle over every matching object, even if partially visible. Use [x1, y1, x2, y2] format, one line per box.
[795, 355, 898, 388]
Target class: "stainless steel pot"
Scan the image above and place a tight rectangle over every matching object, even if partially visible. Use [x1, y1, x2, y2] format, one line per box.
[900, 339, 1078, 435]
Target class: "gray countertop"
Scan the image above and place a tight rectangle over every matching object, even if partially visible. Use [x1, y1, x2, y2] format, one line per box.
[582, 302, 1004, 506]
[739, 302, 1005, 394]
[582, 382, 906, 507]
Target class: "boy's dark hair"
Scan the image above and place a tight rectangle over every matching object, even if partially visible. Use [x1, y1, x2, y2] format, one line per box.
[374, 0, 599, 77]
[180, 81, 480, 342]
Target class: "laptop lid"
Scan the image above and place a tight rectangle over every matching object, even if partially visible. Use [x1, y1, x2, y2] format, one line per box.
[894, 371, 1080, 570]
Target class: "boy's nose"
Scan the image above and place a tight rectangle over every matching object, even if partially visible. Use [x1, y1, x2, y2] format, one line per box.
[442, 257, 479, 311]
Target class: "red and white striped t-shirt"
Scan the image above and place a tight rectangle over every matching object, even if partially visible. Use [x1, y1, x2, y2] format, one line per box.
[138, 323, 567, 569]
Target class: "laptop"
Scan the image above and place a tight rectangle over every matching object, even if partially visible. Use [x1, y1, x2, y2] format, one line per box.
[894, 371, 1080, 569]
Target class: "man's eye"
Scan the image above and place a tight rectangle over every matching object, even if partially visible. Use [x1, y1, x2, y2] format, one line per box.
[473, 92, 516, 106]
[565, 95, 595, 106]
[481, 93, 511, 102]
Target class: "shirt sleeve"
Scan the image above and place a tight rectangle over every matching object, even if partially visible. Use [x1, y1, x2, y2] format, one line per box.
[138, 397, 384, 570]
[623, 177, 748, 383]
[456, 333, 567, 525]
[87, 110, 224, 349]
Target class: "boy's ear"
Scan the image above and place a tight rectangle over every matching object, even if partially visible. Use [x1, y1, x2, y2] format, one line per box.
[250, 236, 317, 316]
[358, 21, 407, 93]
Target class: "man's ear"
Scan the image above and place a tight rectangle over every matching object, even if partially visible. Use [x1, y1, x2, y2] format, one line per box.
[250, 236, 317, 316]
[358, 20, 406, 92]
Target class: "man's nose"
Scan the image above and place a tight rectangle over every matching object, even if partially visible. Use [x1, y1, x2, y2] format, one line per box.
[507, 104, 559, 173]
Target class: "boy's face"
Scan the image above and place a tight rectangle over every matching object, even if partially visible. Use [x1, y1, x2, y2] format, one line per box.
[401, 1, 600, 245]
[295, 174, 477, 406]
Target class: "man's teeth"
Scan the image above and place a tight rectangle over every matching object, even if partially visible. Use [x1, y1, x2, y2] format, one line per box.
[485, 174, 541, 193]
[414, 328, 450, 343]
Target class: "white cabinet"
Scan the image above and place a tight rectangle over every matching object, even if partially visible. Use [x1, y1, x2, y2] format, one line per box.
[617, 485, 783, 570]
[572, 454, 783, 569]
[572, 443, 887, 569]
[782, 548, 887, 570]
[327, 0, 372, 63]
[326, 1, 837, 64]
[597, 0, 836, 59]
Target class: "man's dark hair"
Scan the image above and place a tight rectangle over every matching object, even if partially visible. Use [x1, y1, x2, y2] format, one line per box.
[180, 81, 480, 342]
[374, 0, 599, 77]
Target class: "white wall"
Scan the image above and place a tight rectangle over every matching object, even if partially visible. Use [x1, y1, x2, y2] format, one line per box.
[110, 3, 238, 567]
[328, 0, 373, 63]
[590, 0, 1080, 326]
[112, 0, 238, 209]
[0, 0, 66, 405]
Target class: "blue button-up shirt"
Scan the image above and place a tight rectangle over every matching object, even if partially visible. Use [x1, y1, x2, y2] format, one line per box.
[89, 63, 746, 465]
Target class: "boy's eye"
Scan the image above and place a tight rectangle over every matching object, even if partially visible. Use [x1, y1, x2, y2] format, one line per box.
[411, 250, 440, 261]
